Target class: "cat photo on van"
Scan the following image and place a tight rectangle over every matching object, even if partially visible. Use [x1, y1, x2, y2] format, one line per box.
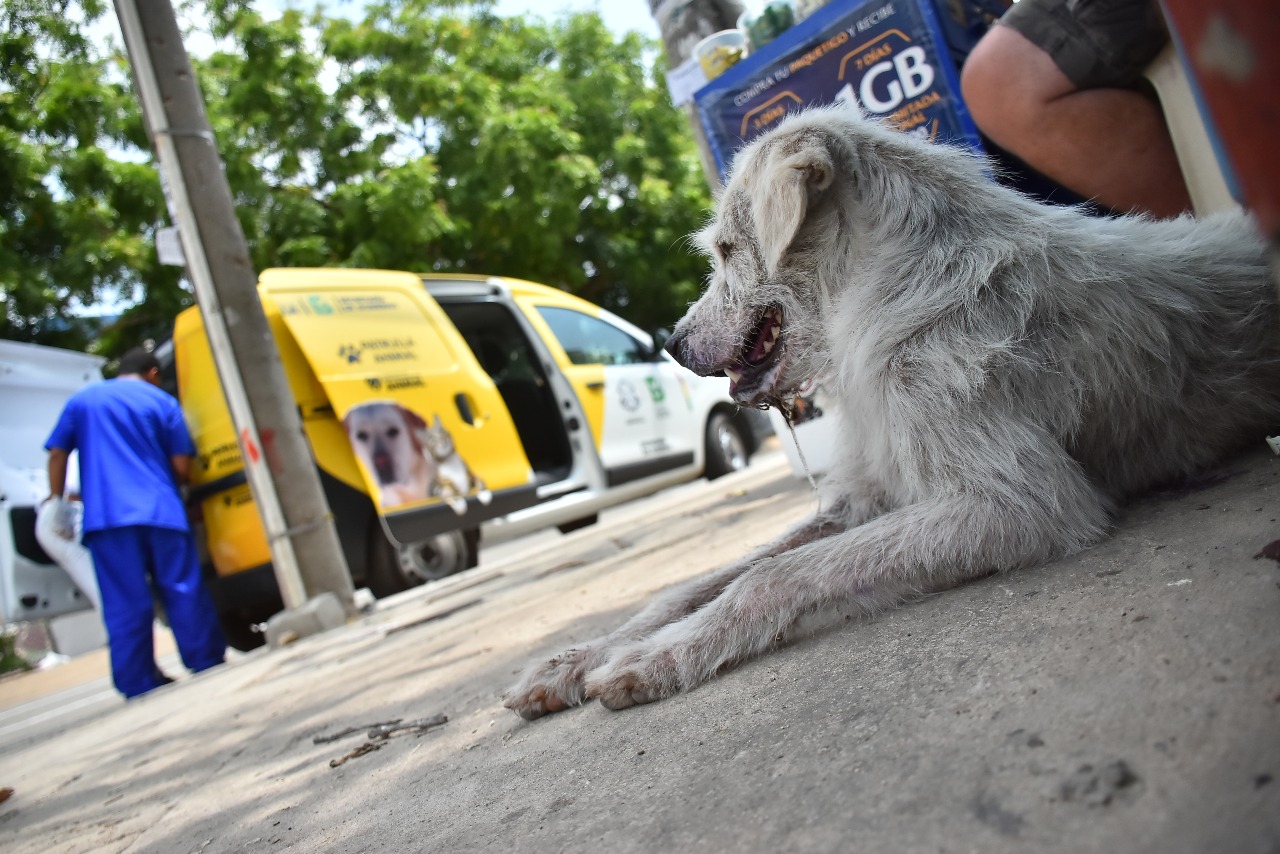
[423, 414, 492, 515]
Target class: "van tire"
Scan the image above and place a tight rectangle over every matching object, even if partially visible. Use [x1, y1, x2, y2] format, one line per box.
[366, 521, 472, 597]
[704, 410, 749, 480]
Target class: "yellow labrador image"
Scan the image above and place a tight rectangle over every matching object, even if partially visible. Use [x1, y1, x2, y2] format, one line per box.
[342, 401, 436, 509]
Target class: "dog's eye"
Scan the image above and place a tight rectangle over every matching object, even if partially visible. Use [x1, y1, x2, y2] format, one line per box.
[355, 430, 368, 442]
[387, 427, 400, 439]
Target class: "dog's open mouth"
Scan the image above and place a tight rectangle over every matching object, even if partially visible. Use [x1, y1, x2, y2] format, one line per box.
[723, 306, 786, 406]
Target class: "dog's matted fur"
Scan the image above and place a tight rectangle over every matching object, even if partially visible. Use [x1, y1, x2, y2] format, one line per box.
[504, 105, 1280, 719]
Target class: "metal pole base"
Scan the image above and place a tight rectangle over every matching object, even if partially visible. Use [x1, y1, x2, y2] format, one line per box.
[264, 593, 348, 648]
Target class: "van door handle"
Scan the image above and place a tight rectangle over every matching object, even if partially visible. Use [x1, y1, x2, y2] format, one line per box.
[586, 381, 604, 390]
[454, 393, 475, 425]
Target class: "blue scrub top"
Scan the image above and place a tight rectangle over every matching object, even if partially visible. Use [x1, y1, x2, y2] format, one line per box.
[45, 377, 195, 534]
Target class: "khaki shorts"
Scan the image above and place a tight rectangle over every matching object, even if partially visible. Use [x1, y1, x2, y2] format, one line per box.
[998, 0, 1169, 89]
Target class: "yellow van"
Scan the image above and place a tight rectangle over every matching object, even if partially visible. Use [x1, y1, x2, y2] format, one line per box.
[167, 270, 765, 648]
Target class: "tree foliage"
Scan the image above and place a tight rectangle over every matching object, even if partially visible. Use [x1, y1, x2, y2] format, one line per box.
[1, 0, 177, 351]
[1, 0, 714, 356]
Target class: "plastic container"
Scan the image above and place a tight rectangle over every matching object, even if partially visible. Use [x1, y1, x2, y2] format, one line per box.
[695, 29, 748, 81]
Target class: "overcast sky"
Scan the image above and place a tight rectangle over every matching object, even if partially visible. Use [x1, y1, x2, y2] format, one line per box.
[304, 0, 661, 38]
[490, 0, 659, 38]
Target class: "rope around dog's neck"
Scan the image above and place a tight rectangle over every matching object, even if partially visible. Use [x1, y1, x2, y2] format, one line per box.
[777, 398, 821, 498]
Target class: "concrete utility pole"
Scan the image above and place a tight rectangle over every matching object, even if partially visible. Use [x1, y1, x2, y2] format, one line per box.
[648, 0, 746, 187]
[114, 0, 357, 634]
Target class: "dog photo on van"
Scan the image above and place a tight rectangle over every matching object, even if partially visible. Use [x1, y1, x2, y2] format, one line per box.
[342, 400, 436, 509]
[504, 104, 1280, 719]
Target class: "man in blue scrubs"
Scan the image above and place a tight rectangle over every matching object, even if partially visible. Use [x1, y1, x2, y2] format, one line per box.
[45, 347, 225, 698]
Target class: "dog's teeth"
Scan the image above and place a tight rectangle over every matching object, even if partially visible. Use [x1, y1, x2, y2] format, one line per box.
[725, 368, 743, 383]
[762, 337, 775, 355]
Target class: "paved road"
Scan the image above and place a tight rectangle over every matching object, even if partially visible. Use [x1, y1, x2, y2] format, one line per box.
[0, 645, 189, 756]
[0, 449, 1277, 853]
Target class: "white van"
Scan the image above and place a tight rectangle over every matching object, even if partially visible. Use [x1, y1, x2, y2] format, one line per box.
[0, 341, 104, 626]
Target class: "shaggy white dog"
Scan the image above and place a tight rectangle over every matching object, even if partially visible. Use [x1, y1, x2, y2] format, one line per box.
[505, 105, 1280, 718]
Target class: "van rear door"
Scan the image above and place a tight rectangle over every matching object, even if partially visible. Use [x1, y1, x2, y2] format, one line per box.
[258, 269, 539, 545]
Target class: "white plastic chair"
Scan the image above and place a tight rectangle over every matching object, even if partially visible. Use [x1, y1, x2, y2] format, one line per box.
[1143, 43, 1238, 215]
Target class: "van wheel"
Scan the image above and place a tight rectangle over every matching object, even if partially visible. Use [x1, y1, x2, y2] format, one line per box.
[705, 411, 749, 480]
[367, 522, 471, 598]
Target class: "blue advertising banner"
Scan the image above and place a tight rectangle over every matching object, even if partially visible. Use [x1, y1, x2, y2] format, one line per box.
[694, 0, 992, 180]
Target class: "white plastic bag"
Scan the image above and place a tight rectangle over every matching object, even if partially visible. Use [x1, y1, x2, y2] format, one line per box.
[35, 498, 101, 611]
[47, 496, 76, 540]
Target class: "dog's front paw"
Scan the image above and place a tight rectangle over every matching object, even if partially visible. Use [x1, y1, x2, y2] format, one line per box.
[584, 647, 682, 711]
[504, 647, 594, 720]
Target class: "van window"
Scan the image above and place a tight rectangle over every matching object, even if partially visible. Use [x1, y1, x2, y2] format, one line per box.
[536, 307, 649, 366]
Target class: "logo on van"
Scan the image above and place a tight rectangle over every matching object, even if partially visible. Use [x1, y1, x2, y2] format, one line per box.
[644, 376, 665, 403]
[308, 295, 335, 315]
[339, 344, 362, 364]
[617, 380, 641, 413]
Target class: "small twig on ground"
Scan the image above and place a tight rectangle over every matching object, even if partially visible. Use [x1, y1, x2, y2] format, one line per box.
[324, 714, 449, 767]
[535, 560, 586, 579]
[329, 742, 383, 768]
[368, 714, 448, 740]
[313, 719, 403, 744]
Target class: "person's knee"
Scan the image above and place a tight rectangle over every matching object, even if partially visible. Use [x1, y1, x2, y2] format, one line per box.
[960, 30, 1007, 125]
[961, 24, 1076, 146]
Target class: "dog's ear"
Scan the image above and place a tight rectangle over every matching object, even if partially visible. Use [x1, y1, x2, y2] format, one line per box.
[341, 402, 365, 433]
[396, 405, 429, 451]
[395, 404, 427, 431]
[751, 134, 835, 276]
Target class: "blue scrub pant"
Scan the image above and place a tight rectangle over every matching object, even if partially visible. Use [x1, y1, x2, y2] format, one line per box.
[83, 525, 226, 699]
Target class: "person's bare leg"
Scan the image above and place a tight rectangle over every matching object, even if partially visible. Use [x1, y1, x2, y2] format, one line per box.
[961, 25, 1191, 218]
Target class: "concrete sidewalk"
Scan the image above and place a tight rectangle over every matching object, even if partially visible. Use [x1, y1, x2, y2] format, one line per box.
[0, 627, 180, 713]
[0, 451, 1277, 853]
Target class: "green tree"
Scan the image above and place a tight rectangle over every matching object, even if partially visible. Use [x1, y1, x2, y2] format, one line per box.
[206, 0, 713, 331]
[0, 0, 179, 352]
[2, 0, 714, 356]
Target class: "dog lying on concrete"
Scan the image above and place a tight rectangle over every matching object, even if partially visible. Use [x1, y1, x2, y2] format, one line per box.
[504, 105, 1280, 719]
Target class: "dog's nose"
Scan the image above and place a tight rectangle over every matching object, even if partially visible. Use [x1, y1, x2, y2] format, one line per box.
[664, 329, 723, 378]
[663, 328, 687, 366]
